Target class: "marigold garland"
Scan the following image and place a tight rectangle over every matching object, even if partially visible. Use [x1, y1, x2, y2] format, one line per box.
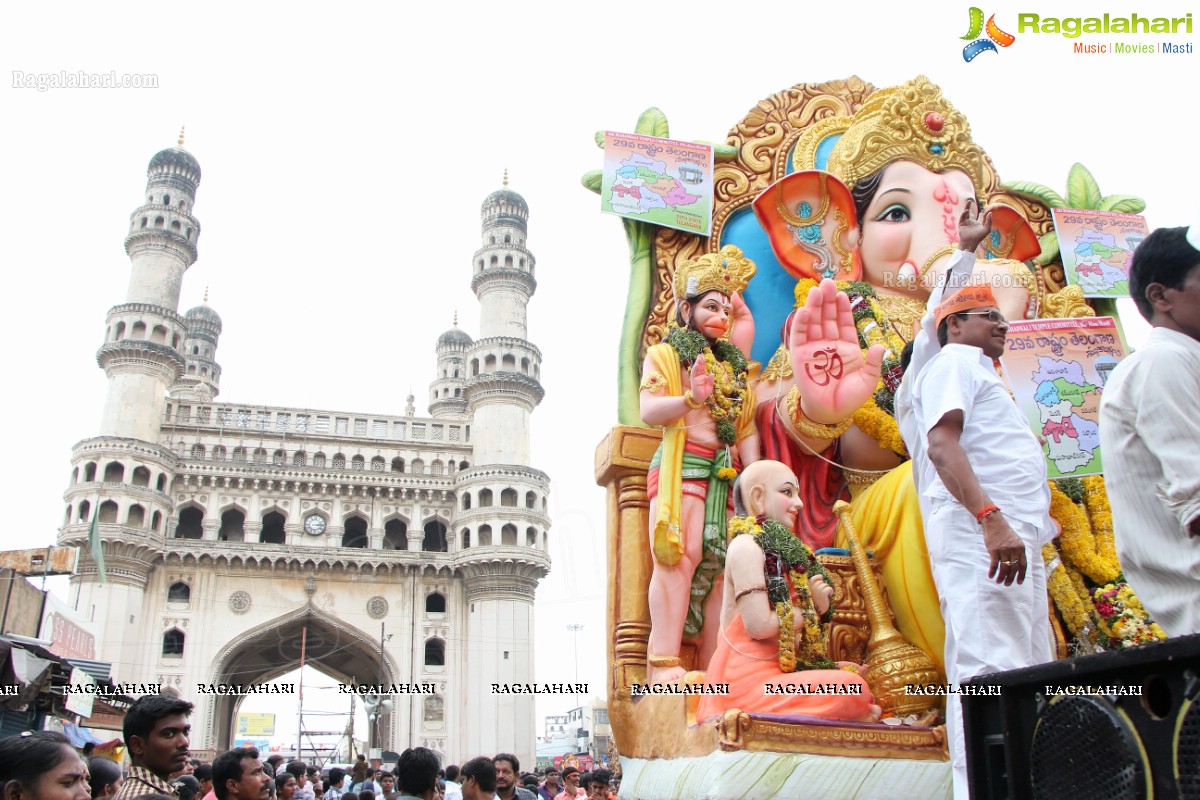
[664, 328, 750, 446]
[851, 397, 907, 457]
[1050, 481, 1120, 585]
[1044, 476, 1167, 651]
[1082, 476, 1117, 568]
[776, 601, 797, 672]
[1041, 542, 1096, 646]
[729, 514, 836, 672]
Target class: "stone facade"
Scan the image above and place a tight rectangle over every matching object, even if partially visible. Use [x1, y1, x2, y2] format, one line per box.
[57, 142, 549, 766]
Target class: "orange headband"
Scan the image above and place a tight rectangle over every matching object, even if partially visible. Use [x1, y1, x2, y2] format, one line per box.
[935, 284, 998, 328]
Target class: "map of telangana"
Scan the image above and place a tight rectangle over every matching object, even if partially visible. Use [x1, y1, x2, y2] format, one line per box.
[1002, 317, 1125, 478]
[600, 131, 713, 236]
[1051, 208, 1149, 298]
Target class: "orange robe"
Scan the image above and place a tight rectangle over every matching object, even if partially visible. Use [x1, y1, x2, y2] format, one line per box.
[696, 613, 876, 722]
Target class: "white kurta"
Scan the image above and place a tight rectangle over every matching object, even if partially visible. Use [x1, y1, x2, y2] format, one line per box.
[912, 342, 1055, 800]
[898, 250, 980, 518]
[1099, 326, 1200, 636]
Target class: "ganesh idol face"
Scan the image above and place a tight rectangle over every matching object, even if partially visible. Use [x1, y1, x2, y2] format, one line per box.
[858, 160, 976, 293]
[682, 290, 731, 341]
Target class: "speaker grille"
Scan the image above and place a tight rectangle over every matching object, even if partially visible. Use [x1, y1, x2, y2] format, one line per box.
[1030, 696, 1147, 800]
[1180, 699, 1200, 800]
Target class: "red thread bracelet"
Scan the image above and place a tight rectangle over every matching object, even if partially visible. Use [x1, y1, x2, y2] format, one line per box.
[975, 504, 1001, 523]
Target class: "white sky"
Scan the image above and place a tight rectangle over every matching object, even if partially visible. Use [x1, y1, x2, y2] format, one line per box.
[1, 0, 1192, 740]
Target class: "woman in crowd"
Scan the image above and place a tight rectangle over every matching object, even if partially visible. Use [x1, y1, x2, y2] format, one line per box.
[0, 731, 91, 800]
[86, 758, 122, 800]
[274, 775, 297, 800]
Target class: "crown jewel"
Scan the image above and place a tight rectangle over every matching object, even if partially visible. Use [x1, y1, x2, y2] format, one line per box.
[672, 245, 756, 302]
[824, 75, 986, 198]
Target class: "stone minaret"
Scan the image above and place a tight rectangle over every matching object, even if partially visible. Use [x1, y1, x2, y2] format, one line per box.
[59, 132, 201, 681]
[171, 290, 223, 402]
[429, 313, 471, 418]
[458, 175, 549, 766]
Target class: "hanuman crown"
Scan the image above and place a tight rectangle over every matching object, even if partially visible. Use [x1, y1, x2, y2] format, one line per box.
[823, 75, 987, 199]
[672, 245, 756, 302]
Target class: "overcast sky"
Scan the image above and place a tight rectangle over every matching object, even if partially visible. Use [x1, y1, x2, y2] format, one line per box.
[2, 1, 1192, 735]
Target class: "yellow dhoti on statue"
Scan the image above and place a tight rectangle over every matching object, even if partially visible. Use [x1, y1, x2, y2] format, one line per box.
[838, 461, 946, 679]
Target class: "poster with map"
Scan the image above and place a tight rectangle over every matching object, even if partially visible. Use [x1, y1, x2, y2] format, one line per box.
[1051, 208, 1149, 298]
[1001, 317, 1125, 479]
[600, 131, 713, 236]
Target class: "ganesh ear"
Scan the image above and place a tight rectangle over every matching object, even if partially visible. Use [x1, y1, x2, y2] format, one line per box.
[753, 171, 859, 281]
[987, 204, 1041, 262]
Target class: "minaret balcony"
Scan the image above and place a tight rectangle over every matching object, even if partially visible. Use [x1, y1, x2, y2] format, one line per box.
[96, 340, 185, 379]
[464, 372, 545, 409]
[452, 505, 550, 528]
[64, 480, 174, 509]
[470, 266, 536, 296]
[124, 228, 198, 263]
[106, 303, 187, 329]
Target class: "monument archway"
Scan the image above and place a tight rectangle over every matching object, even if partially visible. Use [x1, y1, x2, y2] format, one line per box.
[205, 605, 399, 752]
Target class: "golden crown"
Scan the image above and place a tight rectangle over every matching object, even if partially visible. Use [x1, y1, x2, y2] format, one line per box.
[672, 245, 756, 302]
[821, 75, 986, 198]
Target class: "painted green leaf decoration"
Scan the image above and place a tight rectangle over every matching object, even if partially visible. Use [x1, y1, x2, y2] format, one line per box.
[1002, 181, 1066, 211]
[635, 107, 669, 138]
[594, 130, 606, 149]
[581, 169, 603, 194]
[1099, 194, 1146, 214]
[1034, 231, 1060, 267]
[695, 139, 738, 162]
[1066, 163, 1102, 209]
[713, 144, 737, 162]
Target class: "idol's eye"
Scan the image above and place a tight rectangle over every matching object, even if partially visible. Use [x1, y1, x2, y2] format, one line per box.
[873, 204, 911, 223]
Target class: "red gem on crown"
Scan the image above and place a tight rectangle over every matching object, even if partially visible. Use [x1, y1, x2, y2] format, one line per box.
[924, 112, 944, 133]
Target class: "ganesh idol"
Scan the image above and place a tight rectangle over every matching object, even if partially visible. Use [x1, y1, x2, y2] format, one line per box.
[747, 76, 1042, 677]
[640, 244, 893, 685]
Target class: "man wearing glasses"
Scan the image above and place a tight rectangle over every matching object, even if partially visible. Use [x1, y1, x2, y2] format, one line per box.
[908, 284, 1056, 800]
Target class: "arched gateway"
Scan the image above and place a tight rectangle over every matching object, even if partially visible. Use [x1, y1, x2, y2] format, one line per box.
[207, 606, 400, 751]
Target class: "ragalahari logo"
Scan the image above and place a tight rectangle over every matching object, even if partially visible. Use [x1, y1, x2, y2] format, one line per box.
[961, 7, 1016, 61]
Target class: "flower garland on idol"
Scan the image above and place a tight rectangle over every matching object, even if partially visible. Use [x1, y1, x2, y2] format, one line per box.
[665, 327, 750, 448]
[1044, 478, 1166, 651]
[728, 514, 837, 672]
[793, 279, 909, 458]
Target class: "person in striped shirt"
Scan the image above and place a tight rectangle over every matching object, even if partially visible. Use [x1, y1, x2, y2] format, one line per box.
[1100, 225, 1200, 636]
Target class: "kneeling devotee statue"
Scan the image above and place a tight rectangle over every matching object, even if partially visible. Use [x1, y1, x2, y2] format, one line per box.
[697, 459, 881, 723]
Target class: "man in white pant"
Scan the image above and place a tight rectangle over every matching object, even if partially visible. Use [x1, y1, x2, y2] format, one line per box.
[910, 283, 1056, 800]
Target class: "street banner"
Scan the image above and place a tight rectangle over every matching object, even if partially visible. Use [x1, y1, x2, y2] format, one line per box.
[600, 131, 713, 236]
[1002, 317, 1125, 478]
[1051, 208, 1148, 297]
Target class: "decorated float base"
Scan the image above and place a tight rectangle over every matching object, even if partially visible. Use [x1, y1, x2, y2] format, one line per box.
[618, 750, 951, 800]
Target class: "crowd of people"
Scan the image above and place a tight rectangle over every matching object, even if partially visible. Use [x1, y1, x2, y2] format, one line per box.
[0, 696, 619, 800]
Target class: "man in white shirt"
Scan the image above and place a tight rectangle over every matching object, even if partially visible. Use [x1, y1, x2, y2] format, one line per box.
[441, 766, 461, 800]
[897, 200, 1007, 516]
[1099, 225, 1200, 635]
[910, 283, 1056, 800]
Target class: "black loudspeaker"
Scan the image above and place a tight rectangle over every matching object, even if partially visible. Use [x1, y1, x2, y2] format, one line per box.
[961, 634, 1200, 800]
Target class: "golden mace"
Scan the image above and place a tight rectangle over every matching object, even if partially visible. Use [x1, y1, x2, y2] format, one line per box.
[833, 500, 941, 717]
